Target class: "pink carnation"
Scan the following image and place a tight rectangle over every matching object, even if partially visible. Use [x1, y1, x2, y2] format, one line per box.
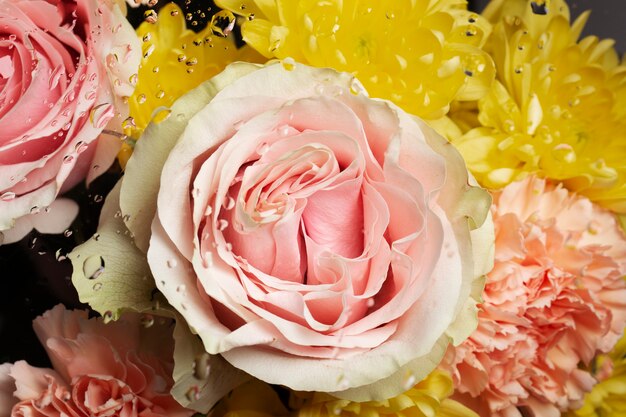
[0, 305, 192, 417]
[442, 176, 626, 417]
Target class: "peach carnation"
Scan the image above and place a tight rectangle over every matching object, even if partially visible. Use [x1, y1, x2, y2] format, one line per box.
[442, 176, 626, 417]
[0, 305, 192, 417]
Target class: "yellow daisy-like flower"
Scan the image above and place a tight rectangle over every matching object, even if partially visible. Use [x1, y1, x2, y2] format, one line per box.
[451, 0, 626, 212]
[214, 0, 495, 120]
[120, 2, 262, 167]
[293, 370, 478, 417]
[566, 333, 626, 417]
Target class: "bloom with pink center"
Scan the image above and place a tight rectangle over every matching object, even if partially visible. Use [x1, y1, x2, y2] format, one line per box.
[442, 176, 626, 417]
[0, 305, 192, 417]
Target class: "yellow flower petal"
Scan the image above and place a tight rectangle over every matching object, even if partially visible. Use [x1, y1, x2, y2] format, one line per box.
[450, 0, 626, 212]
[216, 0, 495, 120]
[119, 2, 264, 168]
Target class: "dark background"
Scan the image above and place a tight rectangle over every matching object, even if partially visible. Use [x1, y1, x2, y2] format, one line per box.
[1, 0, 624, 368]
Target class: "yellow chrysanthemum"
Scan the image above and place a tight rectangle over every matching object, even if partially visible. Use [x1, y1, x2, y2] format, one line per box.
[120, 2, 262, 167]
[451, 0, 626, 212]
[293, 370, 478, 417]
[215, 0, 495, 120]
[566, 333, 626, 417]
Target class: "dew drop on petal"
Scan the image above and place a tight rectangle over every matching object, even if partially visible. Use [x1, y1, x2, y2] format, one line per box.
[167, 259, 178, 268]
[217, 219, 229, 231]
[103, 311, 114, 323]
[89, 103, 115, 128]
[83, 255, 105, 279]
[1, 191, 16, 201]
[144, 9, 158, 24]
[140, 314, 155, 328]
[223, 196, 235, 210]
[282, 57, 296, 71]
[185, 386, 200, 402]
[210, 10, 236, 37]
[151, 106, 171, 123]
[92, 282, 103, 291]
[193, 353, 211, 380]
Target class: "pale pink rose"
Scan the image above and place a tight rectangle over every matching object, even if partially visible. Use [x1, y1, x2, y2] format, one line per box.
[112, 62, 494, 401]
[0, 0, 140, 244]
[0, 305, 193, 417]
[442, 176, 626, 417]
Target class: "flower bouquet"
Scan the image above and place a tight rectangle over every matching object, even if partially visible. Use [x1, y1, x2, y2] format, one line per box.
[1, 0, 625, 416]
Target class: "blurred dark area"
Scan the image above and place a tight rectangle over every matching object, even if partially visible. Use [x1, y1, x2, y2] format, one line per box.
[0, 0, 623, 368]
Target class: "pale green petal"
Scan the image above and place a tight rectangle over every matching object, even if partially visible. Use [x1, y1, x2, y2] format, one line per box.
[68, 182, 154, 318]
[171, 318, 251, 413]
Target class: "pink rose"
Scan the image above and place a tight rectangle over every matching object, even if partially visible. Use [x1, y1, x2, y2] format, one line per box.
[0, 0, 140, 244]
[0, 305, 193, 417]
[442, 177, 626, 417]
[81, 62, 494, 402]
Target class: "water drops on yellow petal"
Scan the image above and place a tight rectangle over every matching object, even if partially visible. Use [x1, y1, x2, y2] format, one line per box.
[123, 2, 264, 156]
[216, 0, 495, 120]
[450, 0, 626, 213]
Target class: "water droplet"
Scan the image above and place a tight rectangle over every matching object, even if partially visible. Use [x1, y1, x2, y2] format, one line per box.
[136, 94, 147, 104]
[223, 196, 235, 210]
[514, 66, 523, 74]
[49, 66, 64, 89]
[177, 53, 187, 62]
[30, 206, 40, 214]
[122, 117, 136, 130]
[140, 314, 155, 328]
[186, 57, 198, 66]
[185, 386, 200, 402]
[170, 9, 179, 16]
[193, 353, 211, 380]
[349, 78, 366, 95]
[278, 125, 290, 136]
[83, 255, 105, 279]
[1, 192, 16, 201]
[142, 33, 152, 43]
[204, 205, 213, 216]
[93, 194, 103, 203]
[210, 10, 236, 37]
[552, 144, 576, 163]
[63, 229, 73, 237]
[103, 311, 114, 323]
[176, 284, 186, 293]
[151, 106, 171, 123]
[366, 298, 375, 308]
[92, 282, 103, 291]
[155, 90, 165, 99]
[55, 249, 67, 261]
[282, 57, 296, 71]
[74, 141, 88, 154]
[217, 219, 229, 231]
[144, 9, 158, 23]
[167, 259, 178, 268]
[89, 103, 115, 129]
